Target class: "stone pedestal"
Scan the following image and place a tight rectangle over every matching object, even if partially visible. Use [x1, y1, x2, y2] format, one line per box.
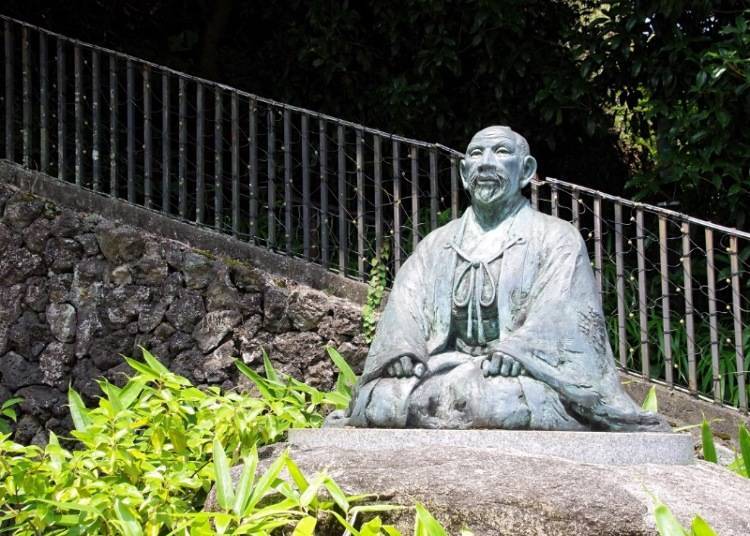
[207, 429, 750, 535]
[289, 428, 694, 465]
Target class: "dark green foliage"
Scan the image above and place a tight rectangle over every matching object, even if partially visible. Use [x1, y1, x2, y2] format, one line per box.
[578, 1, 750, 227]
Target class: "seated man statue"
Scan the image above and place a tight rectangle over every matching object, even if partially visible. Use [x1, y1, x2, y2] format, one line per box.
[331, 126, 668, 431]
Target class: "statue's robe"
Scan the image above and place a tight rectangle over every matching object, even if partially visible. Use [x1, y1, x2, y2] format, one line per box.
[340, 201, 667, 431]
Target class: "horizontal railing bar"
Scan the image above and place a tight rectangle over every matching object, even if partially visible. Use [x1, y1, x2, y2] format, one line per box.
[543, 177, 750, 240]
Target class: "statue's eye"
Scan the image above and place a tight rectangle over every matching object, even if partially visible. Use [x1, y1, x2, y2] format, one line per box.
[470, 149, 482, 157]
[495, 146, 511, 154]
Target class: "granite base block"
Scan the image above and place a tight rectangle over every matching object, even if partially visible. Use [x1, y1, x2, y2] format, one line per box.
[288, 428, 694, 465]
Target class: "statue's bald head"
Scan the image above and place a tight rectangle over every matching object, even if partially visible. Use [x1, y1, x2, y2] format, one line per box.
[460, 125, 537, 208]
[467, 126, 531, 160]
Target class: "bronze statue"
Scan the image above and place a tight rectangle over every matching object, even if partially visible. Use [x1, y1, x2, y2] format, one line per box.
[329, 126, 668, 432]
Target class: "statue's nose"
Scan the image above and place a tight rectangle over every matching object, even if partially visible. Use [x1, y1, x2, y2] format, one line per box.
[478, 148, 497, 171]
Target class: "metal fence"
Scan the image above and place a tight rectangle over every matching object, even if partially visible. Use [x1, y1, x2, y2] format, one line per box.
[1, 15, 748, 412]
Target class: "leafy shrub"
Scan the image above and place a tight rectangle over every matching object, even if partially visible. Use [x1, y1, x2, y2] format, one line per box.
[0, 347, 458, 534]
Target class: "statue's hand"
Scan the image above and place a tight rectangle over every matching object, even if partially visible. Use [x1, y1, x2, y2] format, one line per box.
[481, 352, 524, 378]
[386, 355, 426, 379]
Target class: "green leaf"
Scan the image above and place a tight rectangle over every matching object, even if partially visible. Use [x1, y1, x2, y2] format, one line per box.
[324, 476, 350, 512]
[119, 380, 145, 409]
[100, 380, 123, 413]
[236, 360, 276, 401]
[414, 503, 447, 536]
[701, 420, 717, 463]
[114, 500, 144, 536]
[292, 516, 317, 536]
[1, 397, 23, 410]
[262, 348, 280, 383]
[642, 386, 658, 412]
[326, 346, 357, 386]
[247, 450, 287, 511]
[213, 439, 235, 510]
[139, 346, 172, 376]
[233, 446, 258, 516]
[739, 424, 750, 478]
[67, 387, 91, 432]
[653, 500, 688, 536]
[691, 515, 717, 536]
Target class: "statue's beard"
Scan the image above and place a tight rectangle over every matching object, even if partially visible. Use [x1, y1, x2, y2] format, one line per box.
[469, 172, 509, 204]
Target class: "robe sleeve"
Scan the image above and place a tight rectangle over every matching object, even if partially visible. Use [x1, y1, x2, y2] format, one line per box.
[494, 222, 668, 431]
[358, 239, 432, 385]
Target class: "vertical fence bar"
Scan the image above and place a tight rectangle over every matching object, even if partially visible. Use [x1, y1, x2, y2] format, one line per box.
[550, 183, 559, 218]
[730, 235, 747, 412]
[126, 59, 135, 202]
[410, 145, 419, 250]
[74, 45, 82, 185]
[5, 22, 14, 160]
[91, 50, 101, 190]
[266, 108, 276, 248]
[450, 156, 459, 221]
[143, 66, 152, 208]
[283, 108, 292, 253]
[214, 87, 223, 231]
[614, 202, 627, 367]
[429, 145, 438, 231]
[393, 139, 402, 273]
[571, 189, 580, 229]
[301, 113, 311, 258]
[337, 124, 346, 274]
[318, 118, 328, 267]
[231, 91, 239, 238]
[681, 221, 697, 393]
[658, 216, 673, 388]
[21, 27, 31, 167]
[178, 77, 187, 217]
[593, 195, 603, 294]
[248, 99, 257, 241]
[373, 134, 382, 257]
[195, 82, 204, 224]
[636, 208, 650, 378]
[161, 71, 170, 212]
[531, 182, 539, 209]
[705, 229, 721, 402]
[356, 128, 365, 277]
[56, 38, 65, 180]
[39, 33, 49, 172]
[108, 55, 116, 195]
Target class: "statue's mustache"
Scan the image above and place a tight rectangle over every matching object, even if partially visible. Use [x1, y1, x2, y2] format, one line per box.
[470, 170, 507, 187]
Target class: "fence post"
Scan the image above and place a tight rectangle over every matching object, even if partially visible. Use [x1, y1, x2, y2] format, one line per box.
[5, 22, 14, 161]
[92, 50, 101, 191]
[614, 202, 627, 367]
[39, 33, 49, 172]
[56, 38, 65, 180]
[318, 118, 328, 266]
[705, 229, 721, 402]
[214, 87, 223, 231]
[681, 221, 697, 393]
[21, 27, 31, 167]
[636, 208, 650, 378]
[730, 236, 747, 412]
[302, 113, 311, 258]
[658, 216, 674, 388]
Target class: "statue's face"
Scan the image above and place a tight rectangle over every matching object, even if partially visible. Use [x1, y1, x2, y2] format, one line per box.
[460, 127, 536, 207]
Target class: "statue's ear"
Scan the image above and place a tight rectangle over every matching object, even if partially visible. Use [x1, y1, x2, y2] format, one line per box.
[459, 158, 469, 189]
[520, 155, 537, 188]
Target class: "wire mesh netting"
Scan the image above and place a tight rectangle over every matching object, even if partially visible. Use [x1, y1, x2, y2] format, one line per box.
[1, 15, 748, 412]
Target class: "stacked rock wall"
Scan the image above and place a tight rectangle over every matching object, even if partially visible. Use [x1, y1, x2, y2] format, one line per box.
[0, 184, 368, 444]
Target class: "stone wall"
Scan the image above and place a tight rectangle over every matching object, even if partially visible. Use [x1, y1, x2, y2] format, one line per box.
[0, 183, 369, 445]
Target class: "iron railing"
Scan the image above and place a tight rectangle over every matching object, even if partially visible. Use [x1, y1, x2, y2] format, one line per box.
[0, 15, 747, 412]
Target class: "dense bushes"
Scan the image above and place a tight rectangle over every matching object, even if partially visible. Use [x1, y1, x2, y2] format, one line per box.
[0, 348, 451, 535]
